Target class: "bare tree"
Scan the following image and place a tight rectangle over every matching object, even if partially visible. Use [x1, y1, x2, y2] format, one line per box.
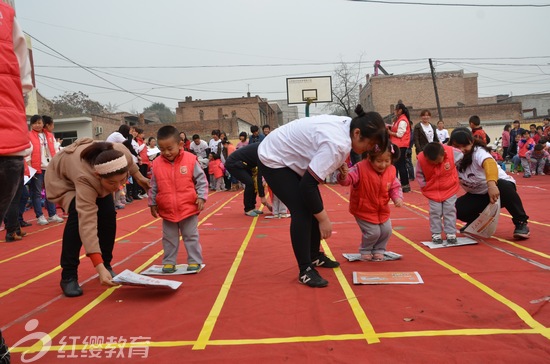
[327, 58, 363, 117]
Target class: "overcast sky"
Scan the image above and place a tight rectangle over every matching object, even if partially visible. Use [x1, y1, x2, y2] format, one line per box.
[14, 0, 550, 116]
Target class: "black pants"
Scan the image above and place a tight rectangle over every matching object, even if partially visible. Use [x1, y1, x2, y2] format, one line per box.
[456, 179, 529, 225]
[4, 180, 24, 235]
[0, 156, 24, 223]
[395, 147, 410, 187]
[225, 165, 257, 212]
[60, 194, 116, 280]
[259, 162, 321, 271]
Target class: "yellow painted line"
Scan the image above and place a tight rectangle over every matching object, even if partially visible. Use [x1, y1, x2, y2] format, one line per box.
[500, 212, 550, 227]
[0, 218, 161, 299]
[12, 327, 543, 353]
[404, 202, 550, 260]
[0, 207, 151, 265]
[22, 192, 243, 354]
[193, 201, 258, 350]
[392, 230, 550, 340]
[321, 241, 380, 344]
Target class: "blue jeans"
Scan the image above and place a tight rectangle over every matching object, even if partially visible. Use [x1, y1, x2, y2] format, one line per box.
[29, 170, 56, 218]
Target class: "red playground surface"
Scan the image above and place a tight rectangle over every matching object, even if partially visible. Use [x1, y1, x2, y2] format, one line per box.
[1, 176, 550, 363]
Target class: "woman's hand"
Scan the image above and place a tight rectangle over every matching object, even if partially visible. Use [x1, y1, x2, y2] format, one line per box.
[337, 163, 348, 180]
[314, 210, 332, 240]
[150, 205, 158, 218]
[488, 185, 500, 204]
[96, 264, 118, 287]
[136, 174, 151, 192]
[260, 196, 272, 212]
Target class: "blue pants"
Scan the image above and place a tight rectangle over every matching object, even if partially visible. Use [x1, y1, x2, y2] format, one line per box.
[29, 170, 56, 218]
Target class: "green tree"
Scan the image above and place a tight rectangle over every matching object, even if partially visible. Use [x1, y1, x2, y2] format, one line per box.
[51, 91, 105, 117]
[143, 102, 175, 123]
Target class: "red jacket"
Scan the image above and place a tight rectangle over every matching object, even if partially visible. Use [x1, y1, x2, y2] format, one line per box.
[136, 137, 150, 166]
[0, 3, 29, 156]
[208, 159, 224, 179]
[29, 130, 56, 173]
[472, 127, 488, 144]
[518, 137, 535, 158]
[349, 160, 396, 224]
[390, 115, 411, 148]
[417, 145, 459, 202]
[152, 150, 199, 223]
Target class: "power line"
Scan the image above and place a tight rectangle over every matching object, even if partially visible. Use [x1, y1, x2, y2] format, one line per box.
[349, 0, 550, 7]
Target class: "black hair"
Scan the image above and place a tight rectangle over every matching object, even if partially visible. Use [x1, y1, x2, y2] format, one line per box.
[134, 127, 144, 134]
[536, 125, 543, 131]
[208, 152, 219, 160]
[530, 124, 537, 129]
[250, 125, 259, 133]
[80, 142, 128, 177]
[351, 104, 389, 153]
[423, 142, 444, 161]
[42, 115, 54, 127]
[157, 125, 180, 142]
[30, 114, 42, 125]
[118, 124, 131, 138]
[262, 124, 271, 130]
[449, 127, 492, 172]
[469, 115, 481, 126]
[504, 123, 511, 132]
[211, 129, 221, 137]
[239, 131, 248, 140]
[368, 141, 400, 163]
[395, 103, 411, 123]
[179, 131, 189, 142]
[192, 134, 200, 140]
[534, 143, 544, 152]
[147, 136, 156, 145]
[520, 129, 530, 137]
[512, 120, 520, 125]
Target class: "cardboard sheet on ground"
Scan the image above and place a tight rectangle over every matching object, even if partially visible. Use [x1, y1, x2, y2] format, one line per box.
[421, 237, 477, 249]
[353, 271, 424, 285]
[140, 264, 206, 276]
[343, 252, 402, 262]
[464, 198, 500, 238]
[113, 269, 182, 290]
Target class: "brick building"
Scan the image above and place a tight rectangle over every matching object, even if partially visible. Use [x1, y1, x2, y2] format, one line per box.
[359, 70, 478, 117]
[174, 94, 278, 139]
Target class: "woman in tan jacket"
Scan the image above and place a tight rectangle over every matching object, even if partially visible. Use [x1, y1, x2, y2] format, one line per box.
[46, 138, 150, 297]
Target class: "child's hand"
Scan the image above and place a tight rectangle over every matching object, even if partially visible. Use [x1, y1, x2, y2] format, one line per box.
[260, 197, 272, 212]
[394, 198, 403, 207]
[196, 198, 205, 211]
[337, 163, 349, 179]
[150, 205, 158, 218]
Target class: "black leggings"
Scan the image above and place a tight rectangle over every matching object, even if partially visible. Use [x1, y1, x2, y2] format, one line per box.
[60, 195, 117, 280]
[0, 156, 24, 223]
[259, 163, 321, 271]
[395, 147, 410, 186]
[456, 179, 529, 225]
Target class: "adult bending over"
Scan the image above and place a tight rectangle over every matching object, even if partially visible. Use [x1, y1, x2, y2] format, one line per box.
[46, 139, 150, 297]
[258, 105, 388, 288]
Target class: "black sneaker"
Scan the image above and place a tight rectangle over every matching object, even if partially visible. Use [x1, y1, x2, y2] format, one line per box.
[20, 220, 32, 227]
[311, 252, 340, 268]
[459, 223, 471, 233]
[0, 332, 10, 364]
[513, 222, 530, 240]
[402, 184, 411, 193]
[298, 266, 328, 288]
[60, 278, 83, 297]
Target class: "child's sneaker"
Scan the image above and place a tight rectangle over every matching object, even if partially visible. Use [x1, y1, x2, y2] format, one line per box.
[162, 264, 177, 273]
[446, 234, 458, 244]
[311, 252, 340, 268]
[187, 263, 201, 271]
[48, 214, 64, 223]
[432, 233, 443, 244]
[37, 215, 49, 225]
[513, 222, 530, 240]
[298, 266, 328, 288]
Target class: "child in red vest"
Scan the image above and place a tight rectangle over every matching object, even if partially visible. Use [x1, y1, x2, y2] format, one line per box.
[416, 142, 461, 244]
[208, 152, 225, 191]
[337, 143, 403, 261]
[149, 126, 208, 273]
[518, 129, 535, 178]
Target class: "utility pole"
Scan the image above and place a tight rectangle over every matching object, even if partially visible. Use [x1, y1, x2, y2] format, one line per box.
[429, 58, 443, 120]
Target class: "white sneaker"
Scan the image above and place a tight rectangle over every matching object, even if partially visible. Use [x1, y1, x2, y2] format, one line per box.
[48, 214, 64, 223]
[138, 193, 148, 199]
[37, 215, 49, 225]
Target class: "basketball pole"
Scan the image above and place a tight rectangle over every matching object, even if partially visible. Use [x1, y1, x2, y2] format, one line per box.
[305, 98, 313, 117]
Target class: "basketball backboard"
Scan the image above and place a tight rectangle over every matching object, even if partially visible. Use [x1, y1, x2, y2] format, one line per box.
[286, 76, 332, 105]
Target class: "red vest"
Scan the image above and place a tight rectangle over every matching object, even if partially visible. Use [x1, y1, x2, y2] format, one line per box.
[349, 160, 396, 224]
[136, 138, 150, 166]
[472, 128, 488, 144]
[417, 145, 459, 202]
[518, 137, 534, 158]
[390, 115, 411, 148]
[208, 159, 224, 179]
[29, 130, 56, 173]
[0, 3, 29, 155]
[152, 150, 199, 223]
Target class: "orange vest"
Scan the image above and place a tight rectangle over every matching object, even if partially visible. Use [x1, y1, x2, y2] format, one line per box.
[29, 130, 57, 173]
[390, 115, 411, 148]
[349, 160, 396, 224]
[0, 3, 29, 156]
[417, 145, 459, 202]
[208, 159, 224, 179]
[152, 150, 199, 223]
